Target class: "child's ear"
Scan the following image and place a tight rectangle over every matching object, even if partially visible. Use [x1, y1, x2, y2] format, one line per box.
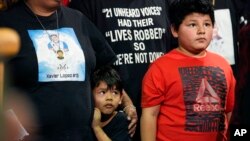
[119, 95, 123, 105]
[171, 25, 178, 38]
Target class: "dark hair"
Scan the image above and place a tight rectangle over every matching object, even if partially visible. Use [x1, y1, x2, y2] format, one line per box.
[169, 0, 215, 31]
[91, 66, 123, 93]
[237, 24, 250, 91]
[231, 24, 250, 125]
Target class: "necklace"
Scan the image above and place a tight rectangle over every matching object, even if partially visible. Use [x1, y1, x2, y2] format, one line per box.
[211, 0, 215, 5]
[25, 2, 65, 60]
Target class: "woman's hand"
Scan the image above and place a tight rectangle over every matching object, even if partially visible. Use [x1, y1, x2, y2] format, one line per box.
[123, 105, 137, 137]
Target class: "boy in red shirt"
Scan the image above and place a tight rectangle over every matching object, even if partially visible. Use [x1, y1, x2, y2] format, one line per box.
[141, 0, 236, 141]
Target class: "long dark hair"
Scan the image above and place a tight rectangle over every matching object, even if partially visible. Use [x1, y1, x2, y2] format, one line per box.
[231, 23, 250, 126]
[237, 23, 250, 92]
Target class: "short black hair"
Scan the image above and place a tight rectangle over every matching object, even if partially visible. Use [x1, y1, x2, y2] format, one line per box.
[49, 34, 58, 40]
[169, 0, 215, 31]
[91, 66, 123, 93]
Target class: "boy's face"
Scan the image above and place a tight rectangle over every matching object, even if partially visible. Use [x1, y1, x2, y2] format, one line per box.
[93, 81, 122, 115]
[172, 13, 213, 55]
[50, 35, 59, 42]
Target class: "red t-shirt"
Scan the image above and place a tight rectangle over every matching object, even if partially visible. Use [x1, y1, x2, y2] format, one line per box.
[62, 0, 69, 6]
[142, 49, 236, 141]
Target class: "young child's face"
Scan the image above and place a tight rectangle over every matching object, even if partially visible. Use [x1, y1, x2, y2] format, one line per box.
[172, 13, 213, 55]
[93, 81, 122, 115]
[50, 35, 59, 43]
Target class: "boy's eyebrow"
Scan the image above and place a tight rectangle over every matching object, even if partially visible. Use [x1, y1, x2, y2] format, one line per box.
[95, 86, 108, 90]
[110, 87, 120, 91]
[186, 19, 212, 22]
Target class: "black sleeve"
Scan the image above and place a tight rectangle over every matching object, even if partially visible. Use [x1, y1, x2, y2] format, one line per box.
[68, 0, 95, 20]
[0, 11, 7, 26]
[82, 15, 117, 67]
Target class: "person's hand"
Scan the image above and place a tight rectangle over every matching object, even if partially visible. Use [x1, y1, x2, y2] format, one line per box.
[92, 108, 102, 128]
[123, 105, 137, 137]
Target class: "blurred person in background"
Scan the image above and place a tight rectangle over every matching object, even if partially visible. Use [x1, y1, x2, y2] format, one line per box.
[230, 1, 250, 140]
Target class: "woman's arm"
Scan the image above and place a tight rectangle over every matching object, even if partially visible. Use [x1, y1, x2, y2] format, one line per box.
[121, 90, 137, 137]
